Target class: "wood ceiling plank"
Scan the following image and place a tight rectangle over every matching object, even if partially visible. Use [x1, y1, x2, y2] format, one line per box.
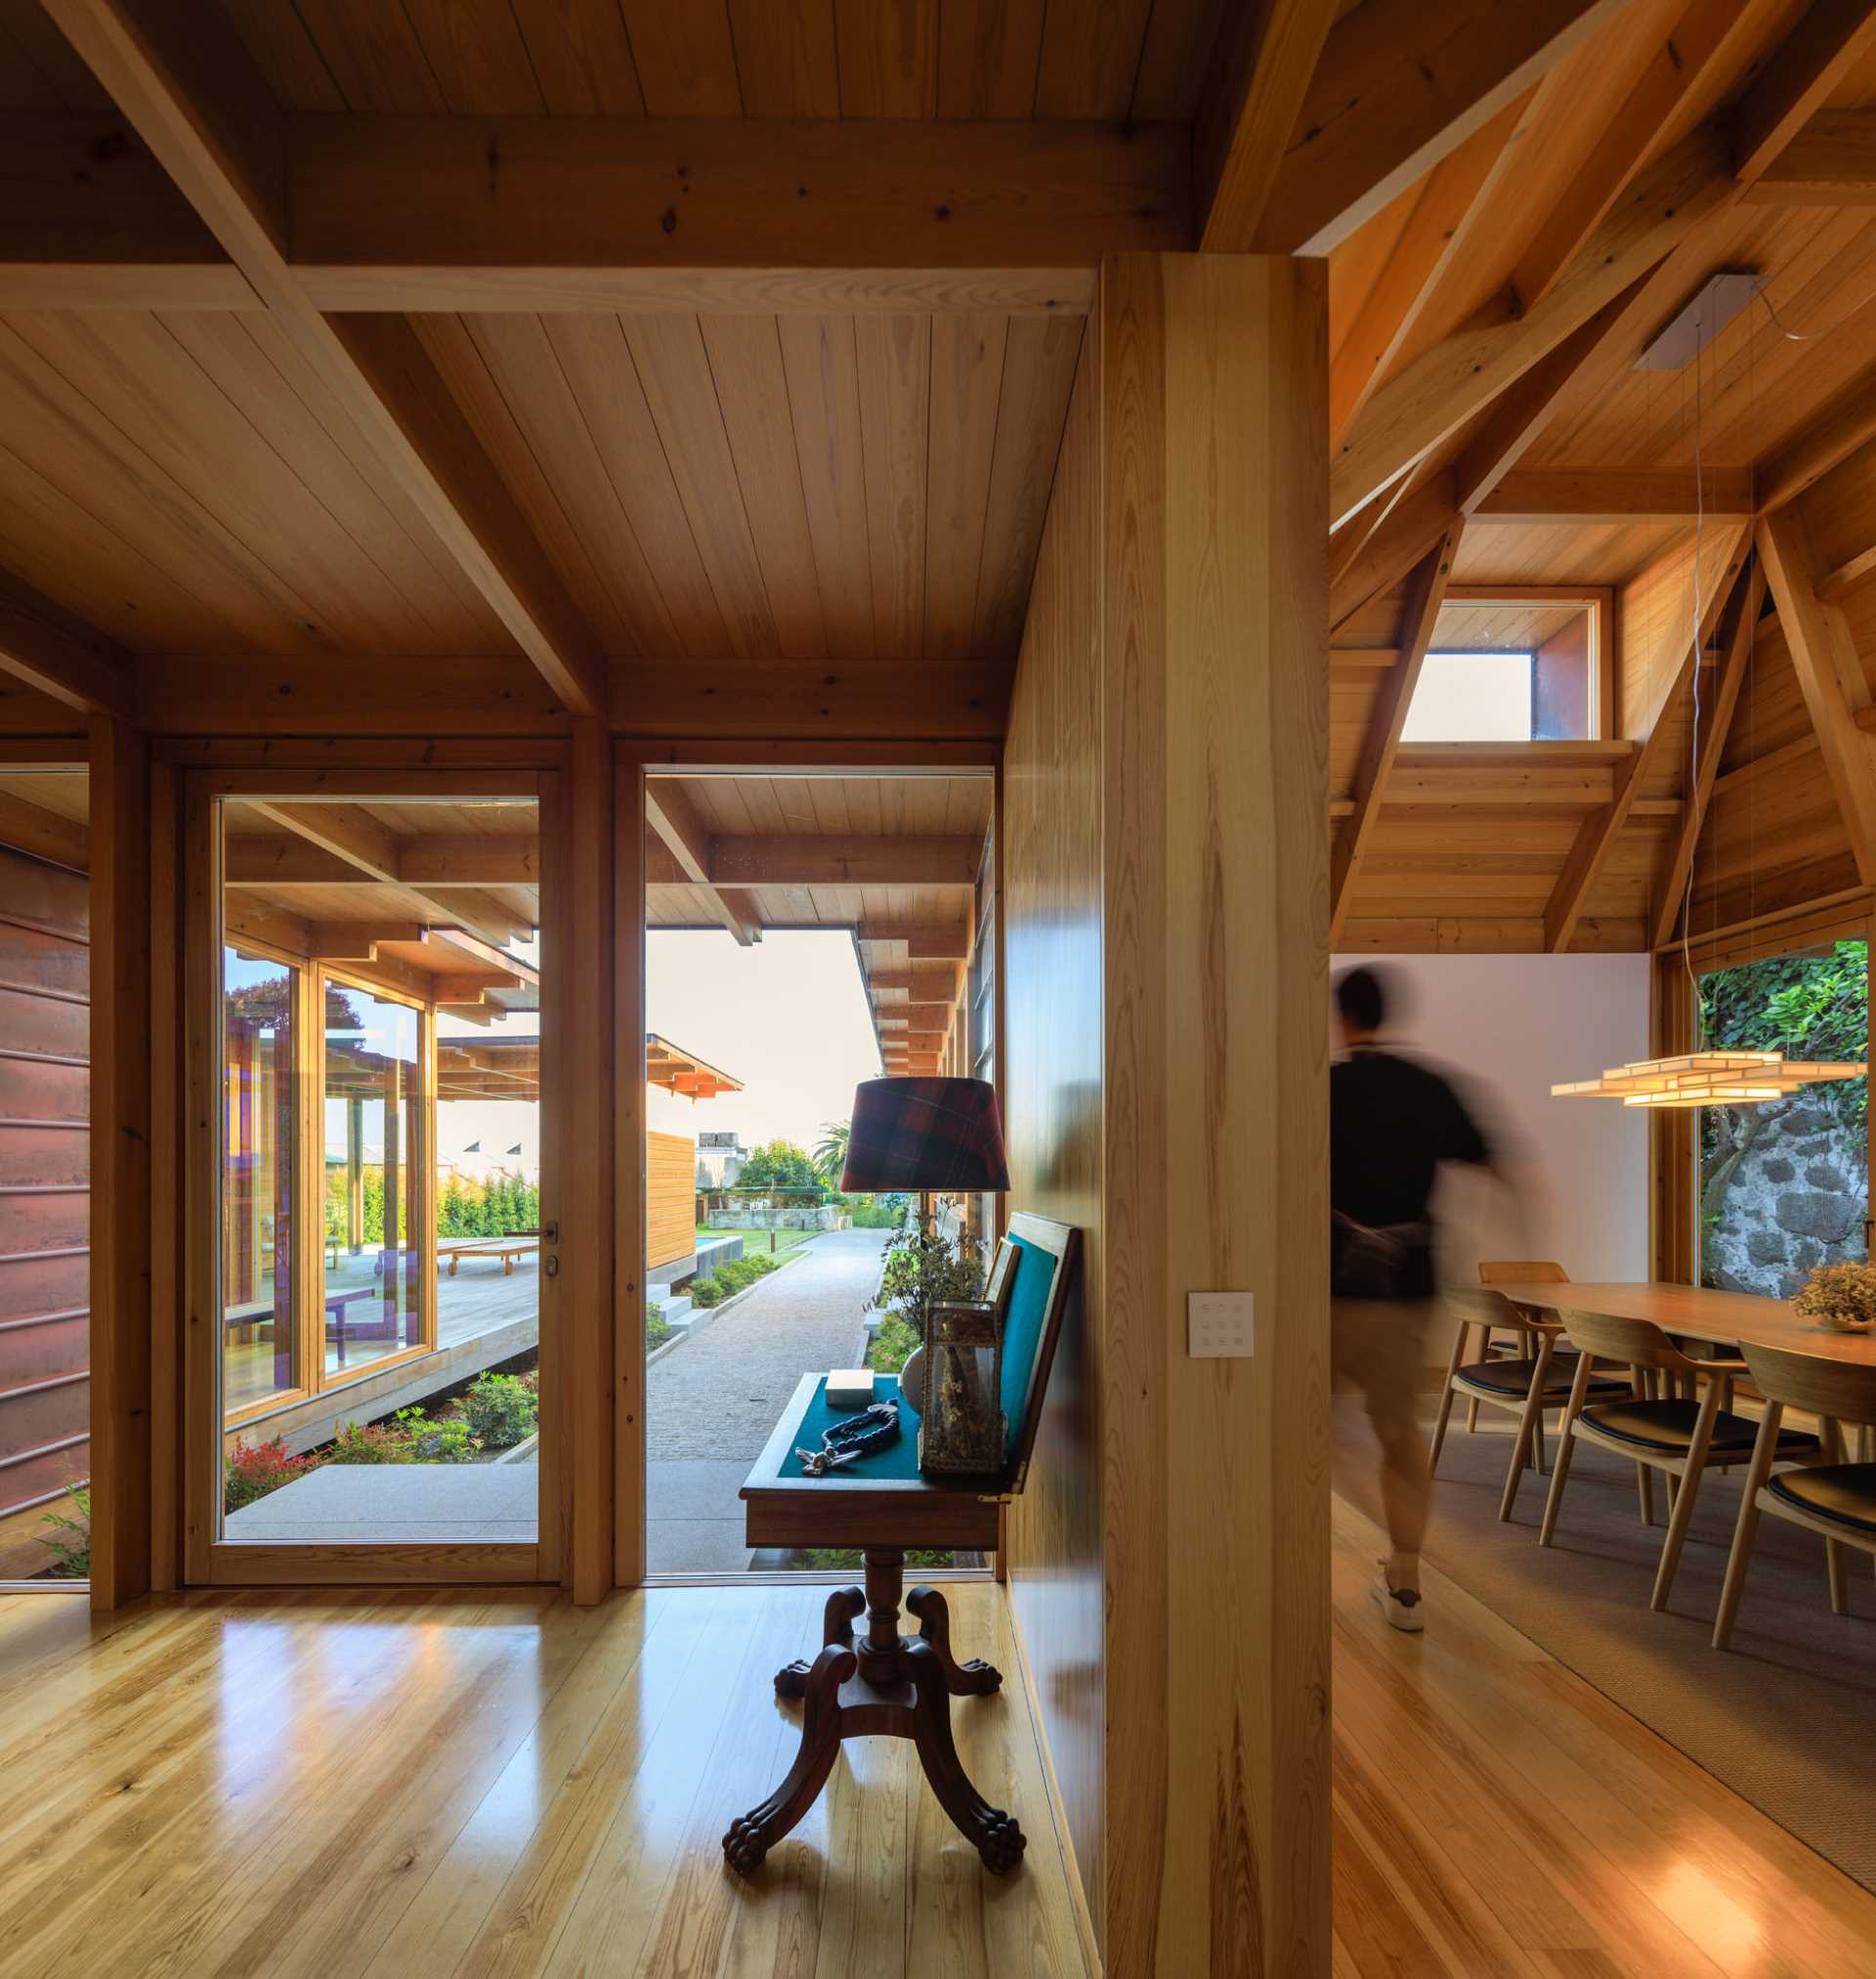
[399, 0, 547, 113]
[937, 0, 1045, 117]
[1194, 0, 1340, 253]
[1330, 472, 1459, 633]
[1330, 532, 1458, 942]
[1756, 505, 1876, 884]
[1757, 355, 1876, 512]
[291, 0, 448, 111]
[1730, 0, 1876, 188]
[776, 316, 876, 662]
[727, 0, 839, 116]
[0, 565, 133, 713]
[833, 0, 938, 115]
[1747, 107, 1876, 203]
[700, 315, 829, 662]
[620, 314, 781, 659]
[854, 315, 930, 660]
[0, 785, 88, 869]
[924, 314, 1008, 660]
[509, 0, 647, 114]
[41, 0, 608, 714]
[971, 315, 1083, 658]
[644, 777, 762, 944]
[618, 0, 742, 114]
[1252, 0, 1630, 256]
[1033, 0, 1148, 117]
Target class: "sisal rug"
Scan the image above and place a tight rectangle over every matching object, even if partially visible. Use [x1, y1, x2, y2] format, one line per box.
[1333, 1396, 1876, 1896]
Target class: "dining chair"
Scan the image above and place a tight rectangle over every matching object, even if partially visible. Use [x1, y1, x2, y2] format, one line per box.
[1472, 1262, 1570, 1433]
[1430, 1287, 1631, 1522]
[1540, 1309, 1822, 1613]
[1712, 1343, 1876, 1651]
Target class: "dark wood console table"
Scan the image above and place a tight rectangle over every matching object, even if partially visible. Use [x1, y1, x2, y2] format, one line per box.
[724, 1370, 1022, 1875]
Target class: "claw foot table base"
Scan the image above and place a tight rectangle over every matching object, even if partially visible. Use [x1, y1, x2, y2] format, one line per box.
[722, 1549, 1025, 1877]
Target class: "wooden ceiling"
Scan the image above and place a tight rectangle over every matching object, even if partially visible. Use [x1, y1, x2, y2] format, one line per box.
[7, 0, 1876, 965]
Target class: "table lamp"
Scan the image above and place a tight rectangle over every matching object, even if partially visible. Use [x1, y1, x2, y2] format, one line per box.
[841, 1077, 1010, 1472]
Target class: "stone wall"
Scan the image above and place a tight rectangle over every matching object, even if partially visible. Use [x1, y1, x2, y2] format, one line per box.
[1703, 1097, 1868, 1297]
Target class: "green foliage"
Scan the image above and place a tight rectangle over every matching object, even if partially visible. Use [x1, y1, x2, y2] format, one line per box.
[868, 1312, 920, 1374]
[811, 1120, 850, 1185]
[690, 1277, 724, 1308]
[735, 1140, 826, 1198]
[847, 1196, 903, 1228]
[35, 1485, 90, 1578]
[225, 1436, 315, 1513]
[436, 1167, 539, 1238]
[395, 1406, 479, 1463]
[868, 1210, 986, 1341]
[325, 1419, 417, 1465]
[647, 1304, 673, 1350]
[460, 1371, 537, 1448]
[796, 1547, 955, 1570]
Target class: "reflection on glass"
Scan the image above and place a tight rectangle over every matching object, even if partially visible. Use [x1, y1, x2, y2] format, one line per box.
[1699, 940, 1869, 1295]
[322, 982, 422, 1377]
[223, 946, 297, 1417]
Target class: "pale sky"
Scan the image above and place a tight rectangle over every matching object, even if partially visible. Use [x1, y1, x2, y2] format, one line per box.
[1401, 651, 1532, 742]
[646, 928, 883, 1149]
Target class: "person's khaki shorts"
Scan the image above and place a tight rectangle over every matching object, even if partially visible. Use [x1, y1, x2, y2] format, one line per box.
[1331, 1298, 1435, 1438]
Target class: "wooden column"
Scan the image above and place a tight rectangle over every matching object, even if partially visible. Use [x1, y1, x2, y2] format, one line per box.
[88, 711, 151, 1611]
[1003, 253, 1331, 1973]
[614, 748, 647, 1588]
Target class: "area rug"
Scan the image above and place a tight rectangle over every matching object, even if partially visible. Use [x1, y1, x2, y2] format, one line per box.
[1333, 1397, 1876, 1896]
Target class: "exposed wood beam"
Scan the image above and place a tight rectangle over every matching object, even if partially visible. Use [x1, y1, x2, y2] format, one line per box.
[1727, 0, 1876, 189]
[1650, 559, 1766, 948]
[709, 834, 980, 887]
[1475, 469, 1756, 525]
[611, 658, 1007, 741]
[854, 922, 972, 960]
[865, 968, 964, 994]
[1544, 544, 1741, 951]
[41, 0, 607, 718]
[1757, 359, 1876, 511]
[1756, 507, 1876, 885]
[642, 780, 762, 946]
[1330, 533, 1458, 942]
[0, 569, 134, 715]
[1194, 0, 1341, 252]
[1329, 96, 1528, 444]
[1331, 472, 1459, 633]
[1743, 107, 1876, 202]
[224, 833, 538, 887]
[1510, 0, 1741, 308]
[303, 923, 427, 962]
[0, 788, 89, 871]
[1250, 0, 1629, 256]
[289, 114, 1186, 314]
[1334, 126, 1731, 523]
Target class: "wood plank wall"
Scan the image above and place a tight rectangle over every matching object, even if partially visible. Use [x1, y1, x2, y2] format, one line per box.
[645, 1130, 694, 1270]
[1002, 252, 1332, 1974]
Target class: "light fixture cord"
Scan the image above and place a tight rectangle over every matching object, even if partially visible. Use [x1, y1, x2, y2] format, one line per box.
[1682, 305, 1707, 1046]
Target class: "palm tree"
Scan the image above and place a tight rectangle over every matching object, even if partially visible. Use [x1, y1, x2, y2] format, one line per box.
[812, 1120, 850, 1185]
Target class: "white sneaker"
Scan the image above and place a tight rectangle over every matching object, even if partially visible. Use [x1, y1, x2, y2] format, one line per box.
[1371, 1565, 1425, 1633]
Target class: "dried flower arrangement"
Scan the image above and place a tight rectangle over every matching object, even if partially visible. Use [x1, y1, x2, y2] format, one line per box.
[1792, 1260, 1876, 1333]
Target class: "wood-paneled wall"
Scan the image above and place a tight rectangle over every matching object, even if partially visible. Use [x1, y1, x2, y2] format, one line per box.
[645, 1130, 695, 1270]
[1002, 252, 1331, 1974]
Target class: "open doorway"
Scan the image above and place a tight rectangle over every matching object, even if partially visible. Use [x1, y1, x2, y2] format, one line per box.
[639, 768, 997, 1576]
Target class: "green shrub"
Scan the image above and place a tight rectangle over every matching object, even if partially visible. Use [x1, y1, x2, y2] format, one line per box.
[395, 1406, 479, 1463]
[647, 1304, 673, 1349]
[461, 1371, 537, 1448]
[325, 1419, 416, 1464]
[797, 1546, 954, 1570]
[691, 1277, 724, 1308]
[848, 1200, 901, 1228]
[226, 1435, 315, 1510]
[869, 1313, 920, 1375]
[36, 1485, 91, 1577]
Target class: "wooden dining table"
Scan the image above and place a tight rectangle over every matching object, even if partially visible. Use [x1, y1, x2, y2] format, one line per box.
[1486, 1281, 1876, 1370]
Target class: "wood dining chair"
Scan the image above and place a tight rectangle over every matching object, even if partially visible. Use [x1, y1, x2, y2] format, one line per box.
[1540, 1309, 1822, 1613]
[1472, 1262, 1570, 1433]
[1430, 1287, 1631, 1522]
[1712, 1343, 1876, 1652]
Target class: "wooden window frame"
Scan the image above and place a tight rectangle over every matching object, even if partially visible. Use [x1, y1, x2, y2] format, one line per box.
[1438, 585, 1615, 741]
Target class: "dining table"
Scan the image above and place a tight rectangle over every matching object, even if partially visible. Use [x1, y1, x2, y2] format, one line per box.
[1485, 1280, 1876, 1372]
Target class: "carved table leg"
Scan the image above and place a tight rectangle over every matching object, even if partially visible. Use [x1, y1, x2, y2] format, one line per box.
[905, 1639, 1026, 1874]
[776, 1584, 864, 1698]
[725, 1643, 854, 1875]
[907, 1585, 1002, 1695]
[855, 1547, 906, 1686]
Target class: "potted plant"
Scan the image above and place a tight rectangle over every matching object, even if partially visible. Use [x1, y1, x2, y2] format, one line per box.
[1793, 1260, 1876, 1333]
[865, 1208, 987, 1407]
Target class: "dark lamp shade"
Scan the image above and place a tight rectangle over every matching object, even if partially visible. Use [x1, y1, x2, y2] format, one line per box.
[840, 1077, 1010, 1194]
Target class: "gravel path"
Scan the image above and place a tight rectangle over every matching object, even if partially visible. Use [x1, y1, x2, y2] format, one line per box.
[647, 1226, 889, 1463]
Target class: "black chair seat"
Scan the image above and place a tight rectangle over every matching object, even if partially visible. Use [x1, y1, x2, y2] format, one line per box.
[1456, 1355, 1628, 1400]
[1581, 1398, 1821, 1458]
[1768, 1464, 1876, 1535]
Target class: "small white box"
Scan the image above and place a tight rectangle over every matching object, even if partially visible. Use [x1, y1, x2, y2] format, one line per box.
[827, 1368, 875, 1408]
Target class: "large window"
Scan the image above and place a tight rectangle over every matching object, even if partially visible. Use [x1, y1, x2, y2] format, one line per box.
[1698, 941, 1870, 1294]
[222, 945, 300, 1415]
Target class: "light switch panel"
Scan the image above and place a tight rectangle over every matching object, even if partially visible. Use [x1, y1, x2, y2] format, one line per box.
[1187, 1291, 1255, 1357]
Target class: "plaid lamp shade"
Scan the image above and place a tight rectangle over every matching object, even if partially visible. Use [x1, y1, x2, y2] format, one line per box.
[840, 1077, 1010, 1193]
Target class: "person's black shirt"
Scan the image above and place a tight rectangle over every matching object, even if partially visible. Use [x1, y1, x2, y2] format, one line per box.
[1330, 1046, 1491, 1298]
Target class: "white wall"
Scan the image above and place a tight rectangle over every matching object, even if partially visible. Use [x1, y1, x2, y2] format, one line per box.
[1332, 953, 1651, 1352]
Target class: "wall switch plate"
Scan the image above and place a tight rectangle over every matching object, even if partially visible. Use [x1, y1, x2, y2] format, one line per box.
[1187, 1291, 1255, 1357]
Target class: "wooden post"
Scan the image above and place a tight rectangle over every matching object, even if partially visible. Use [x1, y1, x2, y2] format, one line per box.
[614, 748, 646, 1588]
[1002, 253, 1331, 1972]
[88, 712, 151, 1611]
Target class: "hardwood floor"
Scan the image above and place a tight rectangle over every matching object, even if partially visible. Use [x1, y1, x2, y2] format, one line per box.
[4, 1531, 1875, 1977]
